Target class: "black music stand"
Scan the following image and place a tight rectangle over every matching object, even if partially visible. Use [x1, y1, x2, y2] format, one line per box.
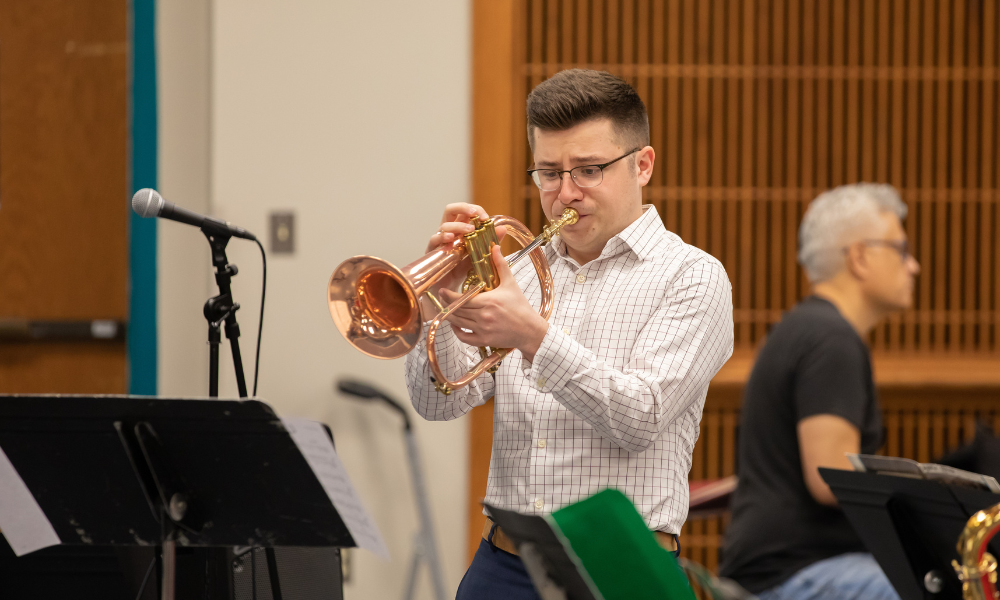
[484, 503, 599, 600]
[0, 395, 356, 599]
[821, 468, 1000, 600]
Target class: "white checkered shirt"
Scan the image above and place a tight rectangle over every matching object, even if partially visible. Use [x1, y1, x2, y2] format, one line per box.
[404, 205, 734, 534]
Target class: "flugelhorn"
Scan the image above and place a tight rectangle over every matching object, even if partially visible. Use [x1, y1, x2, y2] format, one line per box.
[953, 502, 1000, 599]
[328, 208, 579, 395]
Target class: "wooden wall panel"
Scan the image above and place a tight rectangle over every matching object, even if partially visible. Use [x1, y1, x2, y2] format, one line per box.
[470, 0, 524, 564]
[472, 0, 1000, 564]
[0, 0, 129, 393]
[509, 0, 1000, 357]
[0, 343, 126, 393]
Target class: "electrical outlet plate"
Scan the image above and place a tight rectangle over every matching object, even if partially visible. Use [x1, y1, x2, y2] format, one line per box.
[270, 212, 295, 254]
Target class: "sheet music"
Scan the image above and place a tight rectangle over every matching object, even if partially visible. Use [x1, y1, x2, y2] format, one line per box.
[0, 444, 60, 556]
[281, 417, 389, 560]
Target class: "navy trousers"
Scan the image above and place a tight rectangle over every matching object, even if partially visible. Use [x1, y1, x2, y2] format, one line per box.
[455, 524, 681, 599]
[455, 537, 541, 600]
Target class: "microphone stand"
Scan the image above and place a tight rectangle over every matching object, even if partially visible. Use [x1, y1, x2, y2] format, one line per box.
[156, 227, 250, 600]
[202, 228, 249, 398]
[202, 225, 286, 598]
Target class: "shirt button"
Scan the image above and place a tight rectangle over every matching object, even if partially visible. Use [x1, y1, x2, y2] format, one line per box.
[537, 439, 546, 448]
[537, 376, 547, 388]
[562, 326, 571, 335]
[534, 498, 544, 509]
[575, 274, 587, 283]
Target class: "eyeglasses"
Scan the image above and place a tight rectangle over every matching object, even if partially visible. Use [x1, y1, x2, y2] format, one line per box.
[527, 148, 641, 191]
[857, 239, 912, 260]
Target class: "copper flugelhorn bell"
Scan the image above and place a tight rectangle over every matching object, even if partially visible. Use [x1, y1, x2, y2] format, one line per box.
[328, 208, 578, 395]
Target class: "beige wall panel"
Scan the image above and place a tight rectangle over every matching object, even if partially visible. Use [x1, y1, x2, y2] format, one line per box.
[209, 2, 471, 598]
[156, 0, 212, 398]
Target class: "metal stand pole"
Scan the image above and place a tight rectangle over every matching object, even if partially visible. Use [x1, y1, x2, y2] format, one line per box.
[208, 321, 221, 397]
[337, 380, 447, 600]
[161, 540, 176, 600]
[403, 428, 447, 600]
[202, 229, 248, 398]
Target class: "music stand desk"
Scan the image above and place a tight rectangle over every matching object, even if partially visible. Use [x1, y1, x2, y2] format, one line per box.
[0, 395, 356, 598]
[821, 468, 1000, 600]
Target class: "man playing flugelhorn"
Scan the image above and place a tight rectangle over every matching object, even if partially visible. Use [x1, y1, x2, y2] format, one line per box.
[404, 69, 734, 599]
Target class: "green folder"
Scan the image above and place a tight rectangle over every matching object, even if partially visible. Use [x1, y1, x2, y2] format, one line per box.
[487, 488, 695, 599]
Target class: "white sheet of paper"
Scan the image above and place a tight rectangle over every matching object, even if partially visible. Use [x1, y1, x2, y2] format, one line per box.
[281, 417, 389, 560]
[0, 444, 61, 556]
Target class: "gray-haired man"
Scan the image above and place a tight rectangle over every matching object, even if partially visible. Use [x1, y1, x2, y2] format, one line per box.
[720, 184, 920, 600]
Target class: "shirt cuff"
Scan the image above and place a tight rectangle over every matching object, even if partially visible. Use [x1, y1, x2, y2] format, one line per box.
[528, 325, 586, 393]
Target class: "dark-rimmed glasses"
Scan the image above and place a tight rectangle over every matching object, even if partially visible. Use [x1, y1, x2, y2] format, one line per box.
[856, 239, 912, 260]
[527, 148, 641, 191]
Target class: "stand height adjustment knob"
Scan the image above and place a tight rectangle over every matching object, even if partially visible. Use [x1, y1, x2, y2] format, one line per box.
[923, 570, 944, 593]
[169, 493, 188, 522]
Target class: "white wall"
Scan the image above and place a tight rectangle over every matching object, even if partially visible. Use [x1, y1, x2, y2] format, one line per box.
[157, 0, 213, 398]
[160, 2, 472, 599]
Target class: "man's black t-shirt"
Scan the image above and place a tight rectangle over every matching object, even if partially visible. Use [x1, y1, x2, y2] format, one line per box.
[718, 296, 883, 594]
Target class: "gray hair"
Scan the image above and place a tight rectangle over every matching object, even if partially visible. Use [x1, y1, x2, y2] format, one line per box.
[798, 183, 908, 283]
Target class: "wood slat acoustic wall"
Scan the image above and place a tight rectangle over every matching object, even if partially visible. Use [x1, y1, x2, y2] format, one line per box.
[514, 0, 1000, 354]
[471, 0, 1000, 563]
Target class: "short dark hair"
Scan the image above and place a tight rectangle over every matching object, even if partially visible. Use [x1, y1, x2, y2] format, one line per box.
[526, 69, 649, 151]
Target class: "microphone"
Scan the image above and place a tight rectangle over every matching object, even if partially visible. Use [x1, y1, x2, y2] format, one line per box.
[131, 188, 257, 241]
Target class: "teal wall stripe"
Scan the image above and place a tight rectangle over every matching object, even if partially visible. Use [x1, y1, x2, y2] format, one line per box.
[128, 0, 158, 395]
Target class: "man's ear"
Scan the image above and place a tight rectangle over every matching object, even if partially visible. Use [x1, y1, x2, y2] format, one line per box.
[636, 146, 655, 186]
[844, 242, 870, 280]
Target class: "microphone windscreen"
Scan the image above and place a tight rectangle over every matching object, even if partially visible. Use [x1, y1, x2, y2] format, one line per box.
[131, 188, 164, 218]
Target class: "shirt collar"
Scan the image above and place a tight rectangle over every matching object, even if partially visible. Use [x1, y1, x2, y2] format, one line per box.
[548, 204, 667, 264]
